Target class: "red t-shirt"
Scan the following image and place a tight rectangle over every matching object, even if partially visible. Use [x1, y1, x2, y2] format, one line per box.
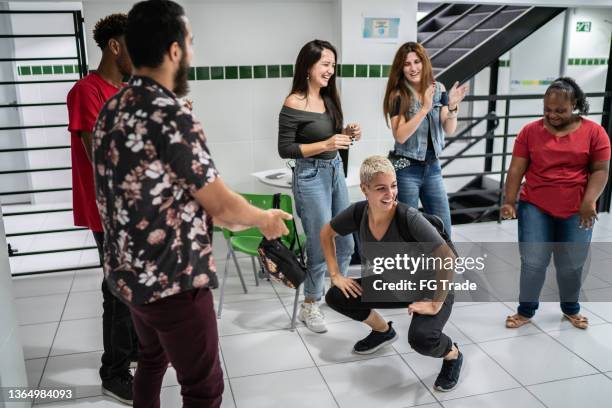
[67, 72, 120, 232]
[513, 118, 611, 218]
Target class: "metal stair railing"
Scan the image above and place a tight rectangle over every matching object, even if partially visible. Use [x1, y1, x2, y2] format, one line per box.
[439, 91, 611, 223]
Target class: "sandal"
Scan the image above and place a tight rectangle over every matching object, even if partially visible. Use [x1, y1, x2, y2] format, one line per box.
[505, 314, 531, 329]
[563, 313, 589, 329]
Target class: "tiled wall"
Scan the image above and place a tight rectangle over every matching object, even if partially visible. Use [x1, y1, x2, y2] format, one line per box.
[17, 64, 80, 76]
[568, 57, 609, 66]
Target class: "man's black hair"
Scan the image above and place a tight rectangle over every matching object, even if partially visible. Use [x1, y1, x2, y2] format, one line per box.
[126, 0, 187, 69]
[93, 13, 128, 50]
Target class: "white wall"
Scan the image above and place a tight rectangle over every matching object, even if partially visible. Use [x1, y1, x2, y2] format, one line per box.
[84, 0, 336, 192]
[8, 1, 82, 204]
[0, 207, 29, 407]
[338, 0, 417, 193]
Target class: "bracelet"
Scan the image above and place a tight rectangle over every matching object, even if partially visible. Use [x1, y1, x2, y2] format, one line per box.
[448, 105, 458, 113]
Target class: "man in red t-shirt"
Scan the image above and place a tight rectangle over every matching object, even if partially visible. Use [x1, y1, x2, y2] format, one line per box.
[66, 13, 136, 405]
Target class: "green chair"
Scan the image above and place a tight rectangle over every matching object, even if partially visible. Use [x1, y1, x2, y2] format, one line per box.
[216, 193, 306, 330]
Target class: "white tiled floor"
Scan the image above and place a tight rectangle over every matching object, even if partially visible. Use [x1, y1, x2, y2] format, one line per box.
[7, 211, 612, 407]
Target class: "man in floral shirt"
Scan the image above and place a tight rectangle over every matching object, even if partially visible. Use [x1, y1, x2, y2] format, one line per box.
[93, 1, 291, 407]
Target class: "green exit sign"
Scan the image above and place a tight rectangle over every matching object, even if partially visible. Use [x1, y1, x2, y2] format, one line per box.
[576, 21, 591, 32]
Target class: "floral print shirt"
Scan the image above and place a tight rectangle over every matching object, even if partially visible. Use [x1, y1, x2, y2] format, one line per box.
[93, 75, 219, 305]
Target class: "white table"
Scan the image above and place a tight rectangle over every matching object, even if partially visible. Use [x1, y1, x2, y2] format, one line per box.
[252, 167, 361, 189]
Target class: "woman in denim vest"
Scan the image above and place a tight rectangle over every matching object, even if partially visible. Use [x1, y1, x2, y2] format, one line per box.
[383, 42, 468, 237]
[278, 40, 360, 333]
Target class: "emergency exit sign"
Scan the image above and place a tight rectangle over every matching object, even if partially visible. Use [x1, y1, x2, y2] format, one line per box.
[576, 21, 592, 32]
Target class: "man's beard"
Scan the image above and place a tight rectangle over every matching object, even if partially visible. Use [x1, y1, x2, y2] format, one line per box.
[173, 55, 190, 98]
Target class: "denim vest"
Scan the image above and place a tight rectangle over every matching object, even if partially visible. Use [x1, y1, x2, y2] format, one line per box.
[394, 81, 445, 161]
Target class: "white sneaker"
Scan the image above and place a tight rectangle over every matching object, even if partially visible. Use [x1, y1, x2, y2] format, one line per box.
[298, 302, 327, 333]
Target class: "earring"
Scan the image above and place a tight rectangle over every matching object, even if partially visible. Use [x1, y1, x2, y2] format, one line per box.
[307, 74, 310, 80]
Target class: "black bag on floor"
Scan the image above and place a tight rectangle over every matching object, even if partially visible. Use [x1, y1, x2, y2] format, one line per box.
[257, 194, 306, 289]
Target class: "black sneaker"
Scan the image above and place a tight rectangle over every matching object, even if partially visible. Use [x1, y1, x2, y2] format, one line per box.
[353, 321, 398, 354]
[434, 343, 463, 392]
[102, 372, 133, 406]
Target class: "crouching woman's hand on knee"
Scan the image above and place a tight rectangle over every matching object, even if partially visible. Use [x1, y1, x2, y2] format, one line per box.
[408, 301, 443, 316]
[331, 274, 362, 298]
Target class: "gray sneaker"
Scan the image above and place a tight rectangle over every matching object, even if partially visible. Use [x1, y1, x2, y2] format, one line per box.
[298, 302, 327, 333]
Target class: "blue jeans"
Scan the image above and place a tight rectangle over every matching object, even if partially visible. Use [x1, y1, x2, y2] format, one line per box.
[395, 151, 452, 237]
[517, 201, 592, 318]
[293, 154, 354, 301]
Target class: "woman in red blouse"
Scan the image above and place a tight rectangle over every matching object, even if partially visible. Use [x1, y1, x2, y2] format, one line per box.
[501, 77, 610, 330]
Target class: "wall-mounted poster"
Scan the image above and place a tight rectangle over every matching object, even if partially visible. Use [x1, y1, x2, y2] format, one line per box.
[363, 16, 400, 42]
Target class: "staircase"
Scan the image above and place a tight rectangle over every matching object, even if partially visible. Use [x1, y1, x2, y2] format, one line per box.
[418, 3, 565, 86]
[417, 3, 566, 224]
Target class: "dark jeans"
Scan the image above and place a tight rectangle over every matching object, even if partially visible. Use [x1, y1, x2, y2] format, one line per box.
[517, 201, 592, 318]
[325, 279, 454, 358]
[93, 232, 137, 380]
[129, 288, 224, 408]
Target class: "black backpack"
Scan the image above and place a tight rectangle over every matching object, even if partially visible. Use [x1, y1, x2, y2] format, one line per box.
[257, 194, 306, 289]
[352, 201, 457, 256]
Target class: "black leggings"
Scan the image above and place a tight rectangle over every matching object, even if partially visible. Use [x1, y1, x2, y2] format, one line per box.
[93, 232, 138, 379]
[325, 278, 454, 358]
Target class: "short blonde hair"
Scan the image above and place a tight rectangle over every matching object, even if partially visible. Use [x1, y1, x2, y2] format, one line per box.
[360, 155, 395, 185]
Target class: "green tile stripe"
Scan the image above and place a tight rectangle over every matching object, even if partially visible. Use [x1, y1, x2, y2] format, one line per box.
[17, 63, 400, 79]
[17, 64, 79, 76]
[568, 57, 609, 66]
[27, 59, 610, 79]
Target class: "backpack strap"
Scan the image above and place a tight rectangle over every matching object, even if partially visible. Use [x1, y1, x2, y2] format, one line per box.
[396, 204, 458, 255]
[353, 200, 368, 229]
[395, 204, 417, 243]
[353, 200, 414, 242]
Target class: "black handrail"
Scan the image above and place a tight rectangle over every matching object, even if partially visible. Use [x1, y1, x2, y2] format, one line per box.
[0, 57, 78, 62]
[3, 208, 72, 216]
[0, 187, 71, 196]
[0, 124, 67, 131]
[0, 102, 66, 108]
[6, 227, 87, 237]
[444, 111, 496, 149]
[0, 80, 76, 85]
[0, 166, 70, 175]
[497, 98, 512, 222]
[0, 146, 70, 153]
[0, 34, 76, 38]
[442, 129, 496, 169]
[11, 246, 96, 257]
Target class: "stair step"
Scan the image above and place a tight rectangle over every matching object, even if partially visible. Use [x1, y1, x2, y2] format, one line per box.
[417, 31, 435, 42]
[422, 29, 497, 49]
[427, 9, 526, 31]
[426, 48, 472, 68]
